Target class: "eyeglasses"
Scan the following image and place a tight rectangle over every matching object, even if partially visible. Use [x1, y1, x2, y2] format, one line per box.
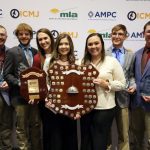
[111, 32, 125, 37]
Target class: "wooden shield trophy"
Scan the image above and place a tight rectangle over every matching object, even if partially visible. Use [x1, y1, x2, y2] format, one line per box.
[47, 63, 99, 118]
[20, 67, 48, 103]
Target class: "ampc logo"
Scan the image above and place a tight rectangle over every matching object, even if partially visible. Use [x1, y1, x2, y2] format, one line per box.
[49, 7, 78, 20]
[127, 11, 150, 21]
[88, 11, 117, 21]
[128, 32, 144, 40]
[10, 9, 39, 18]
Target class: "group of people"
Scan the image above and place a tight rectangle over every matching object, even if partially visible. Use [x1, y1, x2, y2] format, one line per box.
[0, 21, 150, 150]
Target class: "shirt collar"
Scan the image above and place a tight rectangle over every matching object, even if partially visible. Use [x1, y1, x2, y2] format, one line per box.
[19, 44, 32, 51]
[144, 46, 150, 53]
[0, 45, 6, 52]
[112, 46, 124, 54]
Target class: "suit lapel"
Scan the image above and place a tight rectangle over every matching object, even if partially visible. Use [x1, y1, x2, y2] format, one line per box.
[142, 59, 150, 77]
[122, 50, 129, 69]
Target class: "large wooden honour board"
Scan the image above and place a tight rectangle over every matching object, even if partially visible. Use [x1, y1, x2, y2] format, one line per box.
[48, 63, 99, 118]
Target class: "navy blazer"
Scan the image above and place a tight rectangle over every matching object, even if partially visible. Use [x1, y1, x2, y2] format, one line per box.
[132, 47, 150, 111]
[3, 46, 37, 105]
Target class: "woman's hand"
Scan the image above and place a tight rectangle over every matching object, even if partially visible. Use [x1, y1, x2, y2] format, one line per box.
[28, 99, 38, 104]
[93, 78, 109, 90]
[74, 113, 81, 120]
[45, 98, 55, 108]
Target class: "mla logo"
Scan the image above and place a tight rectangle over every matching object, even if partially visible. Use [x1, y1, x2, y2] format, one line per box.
[49, 7, 78, 20]
[10, 9, 39, 18]
[88, 29, 111, 39]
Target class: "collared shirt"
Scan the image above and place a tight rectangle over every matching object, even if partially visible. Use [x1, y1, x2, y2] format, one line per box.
[19, 44, 33, 66]
[141, 46, 150, 74]
[112, 46, 125, 66]
[0, 45, 6, 82]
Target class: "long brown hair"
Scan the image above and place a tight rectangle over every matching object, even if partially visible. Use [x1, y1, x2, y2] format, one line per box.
[36, 28, 54, 68]
[49, 33, 75, 68]
[82, 33, 105, 65]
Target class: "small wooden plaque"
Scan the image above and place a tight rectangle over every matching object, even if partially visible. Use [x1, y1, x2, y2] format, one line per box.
[20, 67, 48, 102]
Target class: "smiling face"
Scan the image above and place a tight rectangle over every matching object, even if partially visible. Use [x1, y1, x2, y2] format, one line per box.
[17, 30, 32, 46]
[0, 27, 7, 49]
[37, 32, 52, 54]
[111, 29, 127, 48]
[58, 37, 70, 58]
[144, 24, 150, 47]
[87, 35, 102, 59]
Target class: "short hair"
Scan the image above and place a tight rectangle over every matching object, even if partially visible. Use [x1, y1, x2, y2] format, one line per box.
[112, 24, 128, 36]
[0, 25, 6, 30]
[15, 23, 33, 38]
[143, 21, 150, 33]
[0, 25, 7, 35]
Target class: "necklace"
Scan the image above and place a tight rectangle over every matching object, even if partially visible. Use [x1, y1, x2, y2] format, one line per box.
[60, 58, 68, 62]
[91, 58, 101, 66]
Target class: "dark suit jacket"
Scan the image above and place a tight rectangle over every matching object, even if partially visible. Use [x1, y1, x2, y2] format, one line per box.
[3, 46, 37, 105]
[132, 47, 150, 111]
[106, 47, 135, 108]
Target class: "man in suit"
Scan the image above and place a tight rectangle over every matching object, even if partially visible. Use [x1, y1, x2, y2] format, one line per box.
[106, 24, 136, 150]
[3, 23, 42, 150]
[0, 25, 13, 150]
[130, 21, 150, 150]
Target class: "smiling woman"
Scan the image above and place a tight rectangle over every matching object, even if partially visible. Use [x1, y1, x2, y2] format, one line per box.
[44, 33, 78, 150]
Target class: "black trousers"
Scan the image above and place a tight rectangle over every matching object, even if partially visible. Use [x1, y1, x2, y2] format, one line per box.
[80, 108, 115, 150]
[40, 103, 78, 150]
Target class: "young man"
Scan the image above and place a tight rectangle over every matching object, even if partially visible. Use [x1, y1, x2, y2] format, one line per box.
[106, 24, 136, 150]
[3, 23, 42, 150]
[130, 21, 150, 150]
[0, 25, 13, 150]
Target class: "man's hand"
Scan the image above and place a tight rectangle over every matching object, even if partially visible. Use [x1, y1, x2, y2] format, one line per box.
[127, 86, 136, 94]
[142, 96, 150, 102]
[0, 81, 9, 90]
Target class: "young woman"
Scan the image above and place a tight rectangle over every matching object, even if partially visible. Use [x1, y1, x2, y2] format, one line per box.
[33, 28, 55, 150]
[80, 33, 126, 150]
[45, 33, 78, 150]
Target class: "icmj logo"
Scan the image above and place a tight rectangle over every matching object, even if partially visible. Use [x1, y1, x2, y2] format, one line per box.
[59, 32, 78, 38]
[0, 9, 3, 16]
[10, 9, 39, 18]
[127, 11, 150, 21]
[88, 11, 117, 19]
[50, 8, 78, 19]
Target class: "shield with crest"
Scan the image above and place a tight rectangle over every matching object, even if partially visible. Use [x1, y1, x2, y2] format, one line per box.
[47, 63, 99, 119]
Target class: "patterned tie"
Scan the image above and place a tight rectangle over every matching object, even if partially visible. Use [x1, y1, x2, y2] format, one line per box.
[25, 49, 32, 67]
[114, 48, 121, 62]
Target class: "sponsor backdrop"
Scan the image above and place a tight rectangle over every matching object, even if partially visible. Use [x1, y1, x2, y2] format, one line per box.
[0, 0, 150, 58]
